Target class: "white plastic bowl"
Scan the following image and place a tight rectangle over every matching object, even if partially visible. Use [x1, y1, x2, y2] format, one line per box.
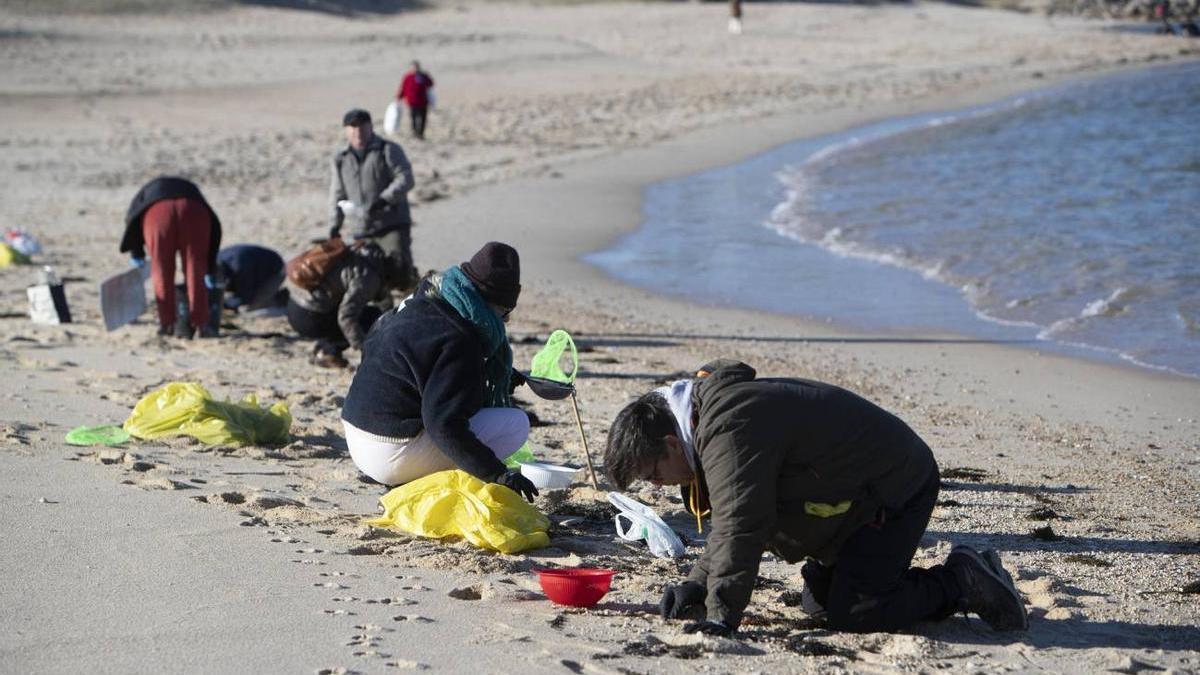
[520, 461, 580, 489]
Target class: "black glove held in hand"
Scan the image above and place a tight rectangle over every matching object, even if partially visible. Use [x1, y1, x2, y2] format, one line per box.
[509, 369, 527, 396]
[659, 581, 706, 620]
[682, 620, 733, 637]
[367, 197, 388, 217]
[495, 469, 539, 503]
[328, 225, 342, 240]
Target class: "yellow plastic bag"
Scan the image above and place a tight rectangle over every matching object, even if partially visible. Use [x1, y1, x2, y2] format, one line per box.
[123, 381, 291, 447]
[365, 470, 550, 554]
[0, 242, 30, 268]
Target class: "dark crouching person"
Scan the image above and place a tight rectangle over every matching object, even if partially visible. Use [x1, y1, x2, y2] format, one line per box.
[339, 242, 537, 501]
[286, 242, 392, 369]
[121, 176, 222, 338]
[217, 244, 286, 312]
[604, 359, 1028, 636]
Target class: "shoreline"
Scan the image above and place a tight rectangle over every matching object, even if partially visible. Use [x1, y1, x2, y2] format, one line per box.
[580, 60, 1200, 382]
[424, 61, 1200, 400]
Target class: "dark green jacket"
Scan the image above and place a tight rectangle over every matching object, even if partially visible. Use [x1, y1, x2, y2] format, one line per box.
[681, 360, 937, 628]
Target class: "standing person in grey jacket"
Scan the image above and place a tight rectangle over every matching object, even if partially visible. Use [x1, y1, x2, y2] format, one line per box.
[604, 360, 1028, 637]
[329, 108, 417, 290]
[286, 242, 390, 369]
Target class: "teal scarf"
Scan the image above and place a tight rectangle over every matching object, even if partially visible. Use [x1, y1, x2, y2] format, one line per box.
[440, 266, 513, 408]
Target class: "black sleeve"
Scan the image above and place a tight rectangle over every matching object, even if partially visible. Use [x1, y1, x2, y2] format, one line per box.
[206, 208, 222, 272]
[120, 186, 149, 258]
[419, 337, 509, 481]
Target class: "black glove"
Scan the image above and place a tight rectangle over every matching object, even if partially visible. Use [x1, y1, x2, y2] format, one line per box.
[509, 369, 527, 396]
[495, 469, 539, 503]
[682, 619, 734, 637]
[659, 581, 705, 620]
[329, 224, 342, 240]
[367, 197, 388, 217]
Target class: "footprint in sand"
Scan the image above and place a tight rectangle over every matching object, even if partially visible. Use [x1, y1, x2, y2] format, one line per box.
[315, 582, 349, 589]
[320, 571, 359, 578]
[384, 660, 429, 670]
[447, 584, 492, 601]
[344, 634, 379, 647]
[322, 609, 355, 616]
[1018, 574, 1085, 620]
[291, 559, 327, 566]
[364, 597, 416, 606]
[392, 615, 434, 623]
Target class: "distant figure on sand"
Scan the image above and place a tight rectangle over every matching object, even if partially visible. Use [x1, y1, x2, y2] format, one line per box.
[397, 61, 435, 140]
[216, 244, 286, 312]
[605, 360, 1029, 636]
[340, 242, 537, 501]
[329, 108, 418, 290]
[286, 241, 393, 369]
[121, 176, 222, 339]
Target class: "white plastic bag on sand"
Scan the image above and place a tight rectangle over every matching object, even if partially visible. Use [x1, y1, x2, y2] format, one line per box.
[383, 101, 400, 135]
[608, 492, 685, 558]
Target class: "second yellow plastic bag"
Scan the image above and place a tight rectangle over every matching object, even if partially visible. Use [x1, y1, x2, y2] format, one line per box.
[365, 470, 550, 554]
[123, 381, 292, 447]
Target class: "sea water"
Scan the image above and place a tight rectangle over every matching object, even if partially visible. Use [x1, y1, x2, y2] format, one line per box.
[586, 62, 1200, 377]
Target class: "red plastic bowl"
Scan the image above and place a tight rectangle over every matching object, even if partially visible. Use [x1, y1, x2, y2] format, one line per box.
[534, 568, 616, 607]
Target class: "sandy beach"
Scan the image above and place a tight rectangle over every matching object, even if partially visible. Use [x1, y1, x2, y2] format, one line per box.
[2, 1, 1199, 672]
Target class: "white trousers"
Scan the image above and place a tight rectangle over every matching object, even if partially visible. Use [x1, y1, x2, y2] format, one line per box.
[343, 407, 529, 487]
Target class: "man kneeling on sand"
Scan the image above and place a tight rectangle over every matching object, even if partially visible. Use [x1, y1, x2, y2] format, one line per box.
[604, 359, 1028, 636]
[339, 242, 539, 501]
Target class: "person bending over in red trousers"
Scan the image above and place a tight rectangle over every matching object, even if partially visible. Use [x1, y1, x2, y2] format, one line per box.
[120, 176, 223, 338]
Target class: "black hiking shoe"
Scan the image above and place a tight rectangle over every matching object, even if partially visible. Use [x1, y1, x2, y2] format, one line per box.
[946, 545, 1029, 631]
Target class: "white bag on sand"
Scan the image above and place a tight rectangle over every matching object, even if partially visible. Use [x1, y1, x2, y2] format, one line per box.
[384, 100, 400, 135]
[608, 492, 685, 558]
[99, 266, 147, 331]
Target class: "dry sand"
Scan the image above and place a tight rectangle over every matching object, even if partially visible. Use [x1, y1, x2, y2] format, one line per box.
[1, 2, 1198, 672]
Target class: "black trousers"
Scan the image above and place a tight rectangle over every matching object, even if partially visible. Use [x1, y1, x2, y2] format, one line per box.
[286, 299, 381, 355]
[410, 105, 427, 139]
[804, 470, 961, 632]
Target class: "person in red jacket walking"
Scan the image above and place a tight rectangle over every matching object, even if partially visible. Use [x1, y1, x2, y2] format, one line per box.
[397, 61, 435, 140]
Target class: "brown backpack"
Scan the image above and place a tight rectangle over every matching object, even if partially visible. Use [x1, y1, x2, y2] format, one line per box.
[286, 237, 359, 291]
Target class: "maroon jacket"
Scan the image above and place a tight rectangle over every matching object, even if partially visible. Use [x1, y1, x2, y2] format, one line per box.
[398, 71, 434, 108]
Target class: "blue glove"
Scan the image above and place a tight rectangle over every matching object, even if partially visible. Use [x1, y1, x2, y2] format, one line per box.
[682, 620, 733, 637]
[203, 273, 216, 290]
[129, 256, 146, 269]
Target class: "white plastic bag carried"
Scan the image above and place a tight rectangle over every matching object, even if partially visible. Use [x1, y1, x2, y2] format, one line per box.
[337, 200, 366, 231]
[608, 492, 685, 559]
[383, 100, 401, 135]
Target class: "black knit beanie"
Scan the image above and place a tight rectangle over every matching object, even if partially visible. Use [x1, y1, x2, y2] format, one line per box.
[461, 242, 521, 308]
